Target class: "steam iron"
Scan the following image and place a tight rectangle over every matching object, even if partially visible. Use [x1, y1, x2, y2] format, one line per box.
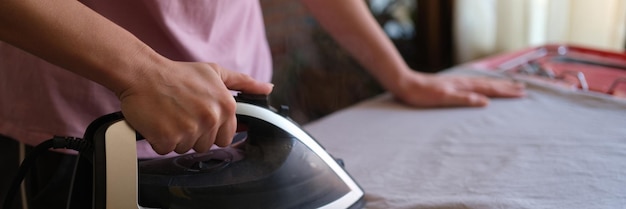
[68, 94, 365, 209]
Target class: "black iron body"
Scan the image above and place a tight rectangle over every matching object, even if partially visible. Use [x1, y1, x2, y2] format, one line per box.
[68, 95, 365, 209]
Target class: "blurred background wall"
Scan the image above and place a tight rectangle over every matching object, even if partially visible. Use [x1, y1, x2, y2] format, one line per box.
[455, 0, 626, 63]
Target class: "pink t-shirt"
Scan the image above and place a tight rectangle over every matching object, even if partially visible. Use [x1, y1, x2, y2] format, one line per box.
[0, 0, 272, 157]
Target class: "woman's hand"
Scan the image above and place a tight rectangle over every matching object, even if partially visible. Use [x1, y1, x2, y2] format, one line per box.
[301, 0, 525, 108]
[0, 0, 274, 155]
[391, 72, 526, 107]
[118, 61, 273, 155]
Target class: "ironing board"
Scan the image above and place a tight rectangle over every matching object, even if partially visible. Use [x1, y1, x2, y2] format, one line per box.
[303, 45, 626, 209]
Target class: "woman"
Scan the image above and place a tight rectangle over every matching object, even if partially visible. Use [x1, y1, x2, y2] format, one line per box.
[0, 1, 524, 208]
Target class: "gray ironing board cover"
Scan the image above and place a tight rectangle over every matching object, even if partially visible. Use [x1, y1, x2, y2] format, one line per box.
[304, 68, 626, 209]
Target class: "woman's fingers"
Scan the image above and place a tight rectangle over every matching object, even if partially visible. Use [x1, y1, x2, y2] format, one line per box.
[120, 61, 271, 155]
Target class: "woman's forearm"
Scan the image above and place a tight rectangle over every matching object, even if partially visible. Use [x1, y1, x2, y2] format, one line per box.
[0, 0, 165, 95]
[300, 0, 420, 92]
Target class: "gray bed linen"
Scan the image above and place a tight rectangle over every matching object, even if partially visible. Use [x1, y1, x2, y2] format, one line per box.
[303, 68, 626, 209]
